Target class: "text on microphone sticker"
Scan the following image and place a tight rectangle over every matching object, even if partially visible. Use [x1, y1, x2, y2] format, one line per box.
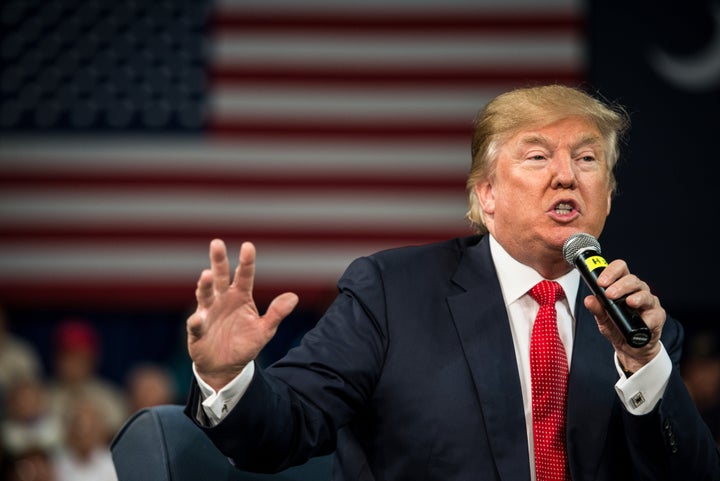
[584, 256, 608, 272]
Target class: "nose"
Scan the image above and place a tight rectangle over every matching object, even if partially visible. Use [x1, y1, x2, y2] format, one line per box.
[550, 154, 576, 189]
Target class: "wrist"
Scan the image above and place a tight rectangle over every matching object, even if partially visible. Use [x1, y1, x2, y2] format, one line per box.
[194, 363, 248, 393]
[616, 343, 661, 376]
[617, 358, 634, 377]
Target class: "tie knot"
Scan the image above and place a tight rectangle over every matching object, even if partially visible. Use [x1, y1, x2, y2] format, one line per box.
[529, 280, 565, 307]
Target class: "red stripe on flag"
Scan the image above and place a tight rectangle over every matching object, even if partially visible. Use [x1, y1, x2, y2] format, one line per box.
[207, 118, 474, 140]
[212, 9, 584, 34]
[0, 280, 339, 310]
[0, 170, 466, 192]
[0, 227, 471, 245]
[210, 66, 583, 89]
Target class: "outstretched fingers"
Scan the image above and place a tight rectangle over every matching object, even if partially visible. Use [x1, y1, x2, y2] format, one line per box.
[188, 268, 214, 340]
[232, 241, 256, 296]
[210, 238, 232, 292]
[188, 239, 231, 339]
[195, 269, 215, 308]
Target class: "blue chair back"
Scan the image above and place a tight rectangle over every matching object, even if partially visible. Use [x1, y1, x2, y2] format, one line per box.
[111, 404, 333, 481]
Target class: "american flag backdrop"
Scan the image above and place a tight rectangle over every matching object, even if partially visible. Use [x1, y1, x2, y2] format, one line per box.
[0, 0, 586, 311]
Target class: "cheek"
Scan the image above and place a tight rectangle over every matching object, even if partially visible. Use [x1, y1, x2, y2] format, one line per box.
[591, 188, 612, 217]
[496, 184, 529, 211]
[481, 173, 533, 218]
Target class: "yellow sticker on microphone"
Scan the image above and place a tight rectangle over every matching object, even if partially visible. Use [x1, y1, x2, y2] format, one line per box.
[584, 255, 608, 272]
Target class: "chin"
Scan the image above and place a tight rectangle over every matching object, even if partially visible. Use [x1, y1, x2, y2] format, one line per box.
[541, 230, 576, 253]
[550, 227, 578, 241]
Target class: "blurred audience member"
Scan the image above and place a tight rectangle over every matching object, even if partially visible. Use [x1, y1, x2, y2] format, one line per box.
[3, 447, 56, 481]
[1, 378, 61, 459]
[53, 394, 117, 481]
[46, 319, 128, 441]
[0, 307, 43, 416]
[682, 329, 720, 445]
[125, 362, 177, 413]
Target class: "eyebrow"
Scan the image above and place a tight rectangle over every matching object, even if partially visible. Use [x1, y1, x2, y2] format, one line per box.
[517, 134, 552, 148]
[572, 133, 603, 149]
[517, 133, 603, 152]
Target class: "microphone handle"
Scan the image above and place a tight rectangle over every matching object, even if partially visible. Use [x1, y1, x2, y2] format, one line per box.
[574, 250, 651, 348]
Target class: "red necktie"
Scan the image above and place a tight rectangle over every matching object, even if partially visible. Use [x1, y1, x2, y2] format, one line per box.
[530, 280, 570, 481]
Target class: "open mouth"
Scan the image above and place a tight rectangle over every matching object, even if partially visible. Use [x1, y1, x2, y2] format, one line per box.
[553, 201, 575, 215]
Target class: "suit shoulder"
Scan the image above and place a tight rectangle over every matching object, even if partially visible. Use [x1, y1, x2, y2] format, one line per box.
[367, 235, 484, 267]
[338, 235, 484, 300]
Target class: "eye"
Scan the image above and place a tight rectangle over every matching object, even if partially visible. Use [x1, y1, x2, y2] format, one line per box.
[528, 154, 547, 161]
[579, 155, 596, 162]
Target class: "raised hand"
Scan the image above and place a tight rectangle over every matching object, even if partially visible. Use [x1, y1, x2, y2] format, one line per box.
[186, 239, 299, 391]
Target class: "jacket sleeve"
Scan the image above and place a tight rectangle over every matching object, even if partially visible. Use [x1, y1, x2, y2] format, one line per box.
[622, 316, 720, 481]
[184, 256, 389, 472]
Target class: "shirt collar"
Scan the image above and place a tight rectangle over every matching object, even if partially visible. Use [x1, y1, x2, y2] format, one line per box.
[488, 234, 579, 309]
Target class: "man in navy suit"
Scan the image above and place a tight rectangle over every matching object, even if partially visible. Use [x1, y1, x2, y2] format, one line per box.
[184, 84, 720, 480]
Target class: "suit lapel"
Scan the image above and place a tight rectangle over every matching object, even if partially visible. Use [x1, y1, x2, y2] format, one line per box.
[566, 282, 619, 481]
[446, 239, 622, 481]
[447, 237, 532, 481]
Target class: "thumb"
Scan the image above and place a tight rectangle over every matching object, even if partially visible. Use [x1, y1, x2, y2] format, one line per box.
[264, 292, 299, 327]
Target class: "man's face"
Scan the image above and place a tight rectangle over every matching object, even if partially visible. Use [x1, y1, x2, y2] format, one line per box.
[474, 116, 613, 269]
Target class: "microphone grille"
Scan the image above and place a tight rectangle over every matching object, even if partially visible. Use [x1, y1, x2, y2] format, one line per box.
[562, 232, 601, 266]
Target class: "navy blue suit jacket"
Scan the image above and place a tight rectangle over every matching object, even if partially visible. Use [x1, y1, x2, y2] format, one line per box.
[187, 235, 719, 480]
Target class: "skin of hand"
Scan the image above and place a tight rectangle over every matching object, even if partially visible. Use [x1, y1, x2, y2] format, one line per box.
[186, 239, 299, 391]
[584, 258, 664, 373]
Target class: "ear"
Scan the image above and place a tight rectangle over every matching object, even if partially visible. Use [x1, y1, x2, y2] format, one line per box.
[606, 190, 612, 215]
[475, 181, 495, 215]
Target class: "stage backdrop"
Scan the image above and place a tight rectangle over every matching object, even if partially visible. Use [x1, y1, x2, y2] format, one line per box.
[2, 0, 718, 381]
[586, 0, 720, 329]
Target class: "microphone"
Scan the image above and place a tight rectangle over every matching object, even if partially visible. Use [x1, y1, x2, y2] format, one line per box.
[562, 233, 651, 348]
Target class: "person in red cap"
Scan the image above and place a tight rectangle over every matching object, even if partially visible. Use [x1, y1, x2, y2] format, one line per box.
[46, 319, 128, 445]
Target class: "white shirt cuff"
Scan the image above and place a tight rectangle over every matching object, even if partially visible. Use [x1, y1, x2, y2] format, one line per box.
[193, 362, 255, 426]
[614, 342, 672, 415]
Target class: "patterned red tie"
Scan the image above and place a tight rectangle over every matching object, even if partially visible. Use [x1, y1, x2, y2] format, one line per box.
[530, 280, 570, 481]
